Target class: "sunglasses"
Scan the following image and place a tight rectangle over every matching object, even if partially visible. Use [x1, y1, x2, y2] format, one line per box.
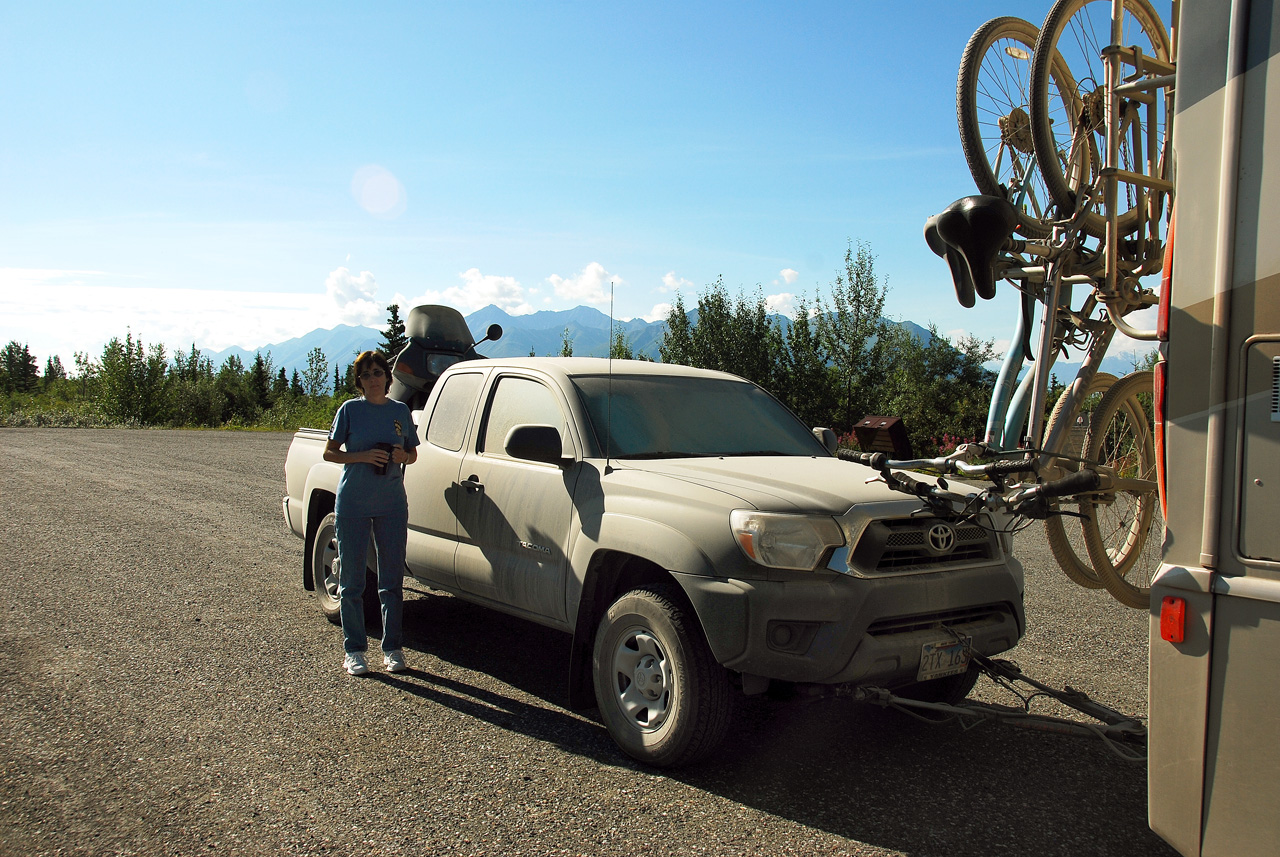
[359, 369, 386, 379]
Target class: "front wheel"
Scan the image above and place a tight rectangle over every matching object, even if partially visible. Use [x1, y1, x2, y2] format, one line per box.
[592, 585, 732, 768]
[1042, 371, 1117, 589]
[1081, 370, 1161, 608]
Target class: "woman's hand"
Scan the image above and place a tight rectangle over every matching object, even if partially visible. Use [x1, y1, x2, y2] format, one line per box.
[391, 446, 416, 466]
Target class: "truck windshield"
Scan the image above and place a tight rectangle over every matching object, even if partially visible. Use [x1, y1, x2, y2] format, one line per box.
[571, 375, 825, 459]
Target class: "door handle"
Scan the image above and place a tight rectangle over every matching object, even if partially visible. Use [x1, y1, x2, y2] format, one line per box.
[460, 476, 483, 492]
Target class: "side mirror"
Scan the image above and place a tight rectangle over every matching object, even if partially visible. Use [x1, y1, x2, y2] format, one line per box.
[812, 427, 838, 456]
[476, 323, 503, 345]
[504, 424, 566, 466]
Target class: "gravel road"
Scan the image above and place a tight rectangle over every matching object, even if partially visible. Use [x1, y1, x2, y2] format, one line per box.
[0, 428, 1178, 857]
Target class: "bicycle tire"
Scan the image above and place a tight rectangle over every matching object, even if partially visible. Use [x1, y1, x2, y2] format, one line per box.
[1028, 0, 1172, 238]
[1081, 370, 1161, 608]
[1042, 371, 1116, 589]
[956, 17, 1077, 238]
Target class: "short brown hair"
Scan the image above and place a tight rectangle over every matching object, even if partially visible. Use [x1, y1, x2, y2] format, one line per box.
[352, 350, 391, 394]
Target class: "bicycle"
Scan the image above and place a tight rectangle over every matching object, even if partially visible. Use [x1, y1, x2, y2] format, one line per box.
[923, 1, 1176, 608]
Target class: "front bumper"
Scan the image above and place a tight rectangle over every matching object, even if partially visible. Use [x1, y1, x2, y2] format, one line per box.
[673, 559, 1025, 685]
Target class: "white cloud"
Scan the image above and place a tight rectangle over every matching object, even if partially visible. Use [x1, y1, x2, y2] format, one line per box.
[351, 164, 407, 219]
[643, 302, 672, 323]
[325, 267, 382, 326]
[780, 268, 799, 285]
[765, 292, 796, 318]
[404, 268, 533, 316]
[0, 268, 334, 359]
[661, 271, 693, 293]
[548, 262, 622, 305]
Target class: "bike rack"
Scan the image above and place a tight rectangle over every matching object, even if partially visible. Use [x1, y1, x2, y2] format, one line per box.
[842, 652, 1147, 762]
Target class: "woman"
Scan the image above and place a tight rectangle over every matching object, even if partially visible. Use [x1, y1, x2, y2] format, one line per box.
[323, 350, 420, 675]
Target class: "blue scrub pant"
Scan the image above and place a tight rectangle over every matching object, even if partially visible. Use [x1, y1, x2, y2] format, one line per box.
[334, 510, 407, 655]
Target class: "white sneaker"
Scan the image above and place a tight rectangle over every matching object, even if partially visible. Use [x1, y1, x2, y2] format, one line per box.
[344, 652, 369, 676]
[383, 650, 407, 673]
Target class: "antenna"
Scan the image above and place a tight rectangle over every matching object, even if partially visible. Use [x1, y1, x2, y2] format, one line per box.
[606, 280, 614, 471]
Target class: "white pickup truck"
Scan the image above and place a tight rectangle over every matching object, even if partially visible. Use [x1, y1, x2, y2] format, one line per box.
[283, 320, 1025, 766]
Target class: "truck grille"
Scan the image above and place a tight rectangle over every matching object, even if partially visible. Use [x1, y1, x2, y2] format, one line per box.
[849, 517, 996, 575]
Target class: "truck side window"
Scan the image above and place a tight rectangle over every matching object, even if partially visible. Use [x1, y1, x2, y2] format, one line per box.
[426, 372, 483, 452]
[481, 376, 567, 456]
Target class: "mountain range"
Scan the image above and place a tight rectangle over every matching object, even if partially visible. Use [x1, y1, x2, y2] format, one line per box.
[203, 304, 1143, 385]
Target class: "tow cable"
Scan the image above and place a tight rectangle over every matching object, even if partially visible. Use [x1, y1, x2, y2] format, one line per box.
[838, 651, 1147, 762]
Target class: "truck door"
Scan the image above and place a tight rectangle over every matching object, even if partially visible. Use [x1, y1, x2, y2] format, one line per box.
[453, 372, 581, 624]
[404, 369, 486, 589]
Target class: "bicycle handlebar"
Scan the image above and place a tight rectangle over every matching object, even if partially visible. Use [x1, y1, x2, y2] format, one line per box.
[837, 447, 1103, 522]
[836, 446, 1037, 481]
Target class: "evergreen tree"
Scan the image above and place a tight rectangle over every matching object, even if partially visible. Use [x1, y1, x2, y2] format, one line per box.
[290, 369, 304, 397]
[380, 304, 409, 358]
[273, 367, 289, 401]
[42, 355, 66, 390]
[249, 352, 271, 410]
[1, 341, 39, 393]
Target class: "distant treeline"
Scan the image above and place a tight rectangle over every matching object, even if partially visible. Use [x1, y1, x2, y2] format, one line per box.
[3, 241, 1001, 454]
[0, 308, 411, 432]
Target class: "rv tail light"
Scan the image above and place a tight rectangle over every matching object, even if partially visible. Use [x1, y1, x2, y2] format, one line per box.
[1157, 206, 1174, 342]
[1155, 358, 1167, 517]
[1160, 596, 1186, 643]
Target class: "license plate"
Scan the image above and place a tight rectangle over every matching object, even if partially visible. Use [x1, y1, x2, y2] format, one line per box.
[917, 634, 971, 682]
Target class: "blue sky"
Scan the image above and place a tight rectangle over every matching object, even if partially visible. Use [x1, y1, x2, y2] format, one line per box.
[1, 1, 1168, 366]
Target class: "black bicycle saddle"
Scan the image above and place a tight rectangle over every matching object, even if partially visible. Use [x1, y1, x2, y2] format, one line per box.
[924, 195, 1017, 308]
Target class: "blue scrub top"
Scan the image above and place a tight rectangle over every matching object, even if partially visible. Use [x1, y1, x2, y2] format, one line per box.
[329, 397, 421, 517]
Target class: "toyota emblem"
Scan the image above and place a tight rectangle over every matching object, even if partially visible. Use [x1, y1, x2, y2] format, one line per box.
[927, 523, 957, 555]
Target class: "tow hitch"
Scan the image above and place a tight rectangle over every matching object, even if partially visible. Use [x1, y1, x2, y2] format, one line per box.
[843, 652, 1147, 761]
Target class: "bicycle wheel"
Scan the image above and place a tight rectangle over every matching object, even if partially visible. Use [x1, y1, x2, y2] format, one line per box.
[957, 17, 1077, 238]
[1028, 0, 1172, 238]
[1081, 370, 1161, 608]
[1042, 371, 1116, 588]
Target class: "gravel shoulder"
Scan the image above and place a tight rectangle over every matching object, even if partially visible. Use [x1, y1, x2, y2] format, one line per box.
[0, 428, 1177, 857]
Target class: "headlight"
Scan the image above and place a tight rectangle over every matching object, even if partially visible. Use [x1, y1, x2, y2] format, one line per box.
[729, 510, 845, 570]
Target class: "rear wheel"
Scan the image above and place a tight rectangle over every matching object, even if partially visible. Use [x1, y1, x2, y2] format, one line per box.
[309, 512, 380, 628]
[1081, 370, 1161, 608]
[592, 585, 732, 768]
[957, 16, 1076, 237]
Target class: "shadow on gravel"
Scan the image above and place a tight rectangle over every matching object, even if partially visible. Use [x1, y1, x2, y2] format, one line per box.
[395, 588, 1174, 857]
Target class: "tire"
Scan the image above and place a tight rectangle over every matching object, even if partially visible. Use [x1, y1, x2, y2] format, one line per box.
[592, 585, 732, 768]
[311, 513, 343, 624]
[1081, 370, 1161, 608]
[957, 16, 1076, 238]
[1028, 0, 1171, 238]
[896, 664, 981, 706]
[309, 512, 381, 629]
[1042, 371, 1116, 589]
